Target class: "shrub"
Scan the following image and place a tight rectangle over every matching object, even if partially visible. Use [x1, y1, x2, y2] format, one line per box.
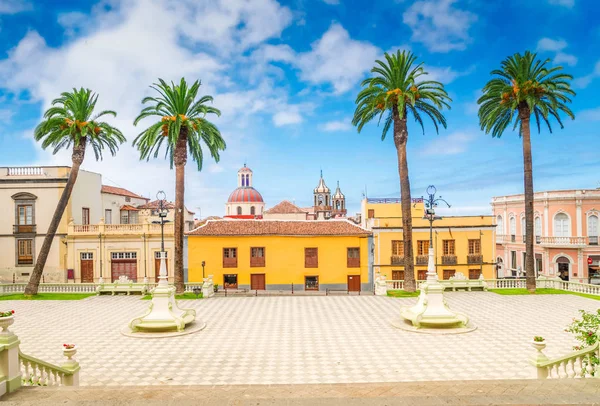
[565, 309, 600, 376]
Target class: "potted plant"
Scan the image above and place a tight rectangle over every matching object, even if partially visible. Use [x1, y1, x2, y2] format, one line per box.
[0, 310, 15, 333]
[62, 343, 77, 359]
[213, 283, 219, 293]
[532, 336, 546, 351]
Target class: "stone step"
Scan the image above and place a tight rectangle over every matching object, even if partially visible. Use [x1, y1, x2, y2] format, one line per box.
[3, 379, 600, 405]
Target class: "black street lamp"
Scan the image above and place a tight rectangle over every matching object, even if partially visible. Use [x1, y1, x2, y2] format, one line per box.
[152, 191, 170, 254]
[423, 185, 451, 247]
[201, 261, 206, 279]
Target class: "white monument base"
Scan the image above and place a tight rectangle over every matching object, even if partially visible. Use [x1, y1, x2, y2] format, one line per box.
[129, 252, 197, 333]
[202, 274, 215, 298]
[399, 248, 469, 329]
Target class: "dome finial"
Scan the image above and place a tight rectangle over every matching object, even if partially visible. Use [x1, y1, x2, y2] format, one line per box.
[320, 168, 323, 178]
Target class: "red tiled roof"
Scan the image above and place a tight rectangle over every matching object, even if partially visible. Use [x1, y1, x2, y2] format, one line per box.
[194, 216, 222, 228]
[138, 200, 194, 214]
[265, 200, 307, 214]
[120, 205, 139, 211]
[227, 187, 264, 203]
[188, 220, 371, 236]
[101, 185, 147, 200]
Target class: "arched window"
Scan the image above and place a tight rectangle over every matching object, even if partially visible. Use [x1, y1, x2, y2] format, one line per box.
[237, 206, 242, 215]
[535, 217, 542, 243]
[241, 175, 245, 187]
[509, 217, 516, 242]
[250, 206, 255, 215]
[554, 213, 570, 237]
[336, 201, 340, 210]
[496, 215, 503, 235]
[245, 174, 250, 186]
[521, 216, 526, 241]
[588, 215, 598, 245]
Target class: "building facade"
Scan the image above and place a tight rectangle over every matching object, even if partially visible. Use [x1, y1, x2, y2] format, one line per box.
[225, 165, 265, 219]
[492, 189, 600, 284]
[187, 220, 372, 291]
[362, 198, 496, 281]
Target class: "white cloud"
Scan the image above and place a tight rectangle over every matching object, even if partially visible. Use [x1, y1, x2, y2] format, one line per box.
[578, 107, 600, 121]
[0, 0, 31, 14]
[273, 111, 303, 126]
[402, 0, 477, 52]
[574, 60, 600, 88]
[320, 119, 352, 132]
[548, 0, 574, 7]
[426, 65, 467, 84]
[322, 0, 340, 4]
[537, 37, 567, 52]
[256, 23, 380, 94]
[420, 131, 476, 156]
[554, 52, 578, 66]
[0, 107, 14, 121]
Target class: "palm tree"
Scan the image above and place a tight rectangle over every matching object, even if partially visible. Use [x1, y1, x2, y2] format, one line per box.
[133, 78, 226, 293]
[478, 51, 575, 292]
[353, 51, 451, 292]
[25, 88, 124, 296]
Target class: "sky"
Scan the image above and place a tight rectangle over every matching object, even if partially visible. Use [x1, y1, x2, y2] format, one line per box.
[0, 0, 599, 219]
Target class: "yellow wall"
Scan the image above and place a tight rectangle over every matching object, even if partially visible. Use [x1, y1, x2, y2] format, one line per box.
[188, 235, 370, 289]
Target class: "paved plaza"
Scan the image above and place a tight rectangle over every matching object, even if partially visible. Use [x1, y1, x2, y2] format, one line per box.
[6, 292, 600, 387]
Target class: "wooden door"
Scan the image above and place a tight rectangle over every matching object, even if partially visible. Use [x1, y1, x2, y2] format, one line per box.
[111, 260, 137, 282]
[347, 275, 361, 292]
[81, 260, 94, 283]
[250, 273, 266, 290]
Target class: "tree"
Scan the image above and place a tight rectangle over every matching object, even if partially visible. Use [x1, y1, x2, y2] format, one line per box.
[353, 51, 451, 292]
[133, 78, 225, 293]
[25, 88, 124, 296]
[478, 51, 575, 292]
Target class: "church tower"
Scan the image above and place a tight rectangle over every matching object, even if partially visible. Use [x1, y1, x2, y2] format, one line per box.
[313, 171, 332, 220]
[332, 181, 347, 217]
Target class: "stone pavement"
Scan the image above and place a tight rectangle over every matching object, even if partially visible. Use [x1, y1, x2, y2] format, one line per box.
[5, 292, 600, 386]
[3, 379, 600, 405]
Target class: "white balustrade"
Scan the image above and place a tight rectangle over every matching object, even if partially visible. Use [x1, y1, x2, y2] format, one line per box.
[538, 236, 587, 246]
[7, 167, 44, 176]
[532, 341, 599, 379]
[72, 225, 99, 233]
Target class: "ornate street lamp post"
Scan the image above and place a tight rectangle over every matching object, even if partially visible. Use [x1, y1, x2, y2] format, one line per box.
[152, 191, 170, 285]
[201, 261, 206, 279]
[423, 185, 450, 282]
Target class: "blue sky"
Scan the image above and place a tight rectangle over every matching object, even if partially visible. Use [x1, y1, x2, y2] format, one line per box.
[1, 0, 599, 218]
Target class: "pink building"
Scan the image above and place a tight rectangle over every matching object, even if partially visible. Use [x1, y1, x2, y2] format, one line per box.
[491, 189, 600, 284]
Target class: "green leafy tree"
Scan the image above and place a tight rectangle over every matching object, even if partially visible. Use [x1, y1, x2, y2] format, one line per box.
[353, 51, 451, 292]
[478, 51, 575, 292]
[25, 88, 124, 296]
[133, 78, 226, 293]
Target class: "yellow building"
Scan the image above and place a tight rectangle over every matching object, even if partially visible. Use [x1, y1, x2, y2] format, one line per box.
[187, 220, 372, 292]
[361, 198, 496, 281]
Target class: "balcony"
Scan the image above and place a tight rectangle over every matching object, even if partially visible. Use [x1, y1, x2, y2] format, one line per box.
[590, 236, 598, 246]
[538, 236, 588, 248]
[390, 255, 404, 265]
[347, 257, 360, 268]
[223, 257, 238, 268]
[13, 224, 36, 234]
[416, 255, 428, 265]
[69, 222, 174, 235]
[441, 255, 457, 265]
[467, 254, 483, 264]
[250, 257, 265, 267]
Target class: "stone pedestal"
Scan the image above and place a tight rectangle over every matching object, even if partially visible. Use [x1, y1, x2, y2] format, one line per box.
[374, 274, 388, 296]
[129, 252, 197, 332]
[0, 317, 22, 393]
[202, 275, 215, 298]
[399, 248, 468, 328]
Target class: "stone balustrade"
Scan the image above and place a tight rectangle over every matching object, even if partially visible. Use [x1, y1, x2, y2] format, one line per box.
[6, 167, 45, 176]
[531, 340, 599, 379]
[69, 221, 174, 235]
[19, 351, 79, 386]
[538, 236, 588, 247]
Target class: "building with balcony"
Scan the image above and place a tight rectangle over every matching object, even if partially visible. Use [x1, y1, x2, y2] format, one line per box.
[492, 189, 600, 283]
[0, 166, 195, 284]
[362, 198, 495, 282]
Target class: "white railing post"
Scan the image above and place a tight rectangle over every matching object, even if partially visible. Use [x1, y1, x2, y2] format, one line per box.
[60, 348, 80, 386]
[0, 317, 22, 393]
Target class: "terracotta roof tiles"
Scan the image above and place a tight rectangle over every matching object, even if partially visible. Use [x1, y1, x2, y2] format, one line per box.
[101, 185, 147, 200]
[188, 220, 371, 236]
[264, 200, 307, 214]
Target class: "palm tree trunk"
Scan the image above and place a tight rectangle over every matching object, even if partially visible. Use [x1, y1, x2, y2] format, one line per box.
[173, 128, 188, 294]
[24, 140, 86, 296]
[393, 108, 416, 292]
[519, 105, 536, 292]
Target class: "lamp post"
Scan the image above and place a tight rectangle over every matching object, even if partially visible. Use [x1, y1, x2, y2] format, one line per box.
[423, 185, 450, 282]
[152, 191, 170, 287]
[201, 261, 205, 279]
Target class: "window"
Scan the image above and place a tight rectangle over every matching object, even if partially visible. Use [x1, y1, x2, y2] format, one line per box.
[125, 197, 131, 202]
[496, 215, 503, 235]
[417, 270, 427, 280]
[469, 269, 481, 280]
[82, 208, 90, 225]
[305, 248, 318, 268]
[554, 213, 570, 237]
[250, 247, 265, 267]
[120, 210, 138, 224]
[521, 217, 526, 242]
[588, 215, 598, 245]
[535, 217, 542, 243]
[111, 252, 137, 259]
[417, 240, 429, 255]
[509, 217, 516, 241]
[250, 206, 256, 215]
[223, 248, 237, 268]
[223, 274, 238, 289]
[522, 252, 527, 273]
[535, 254, 543, 276]
[18, 205, 33, 225]
[105, 209, 112, 224]
[80, 252, 94, 260]
[468, 239, 481, 254]
[237, 206, 242, 215]
[305, 276, 319, 290]
[391, 240, 404, 256]
[511, 251, 517, 270]
[368, 209, 374, 219]
[443, 240, 455, 255]
[154, 251, 168, 259]
[17, 239, 33, 265]
[347, 247, 360, 267]
[443, 269, 455, 280]
[392, 270, 404, 280]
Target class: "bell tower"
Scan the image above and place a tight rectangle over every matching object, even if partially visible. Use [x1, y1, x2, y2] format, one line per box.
[313, 170, 332, 220]
[332, 181, 347, 217]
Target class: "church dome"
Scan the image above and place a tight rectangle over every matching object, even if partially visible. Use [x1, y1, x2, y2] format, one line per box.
[227, 187, 264, 203]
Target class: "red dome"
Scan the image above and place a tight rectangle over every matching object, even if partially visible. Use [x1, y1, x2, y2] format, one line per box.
[227, 187, 264, 203]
